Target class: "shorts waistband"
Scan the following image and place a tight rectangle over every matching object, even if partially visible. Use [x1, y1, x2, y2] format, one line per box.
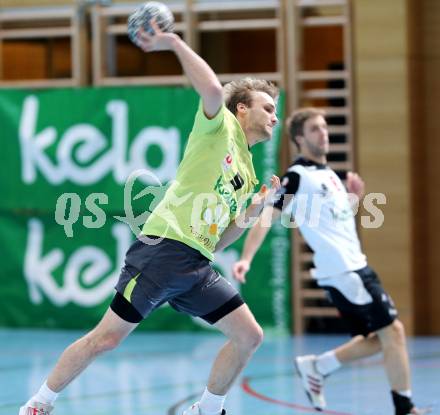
[140, 235, 208, 261]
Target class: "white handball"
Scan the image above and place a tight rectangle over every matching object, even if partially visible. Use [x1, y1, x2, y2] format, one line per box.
[127, 1, 175, 44]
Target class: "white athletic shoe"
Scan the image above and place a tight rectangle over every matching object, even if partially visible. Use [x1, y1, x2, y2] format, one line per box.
[18, 401, 54, 415]
[295, 355, 326, 411]
[182, 402, 226, 415]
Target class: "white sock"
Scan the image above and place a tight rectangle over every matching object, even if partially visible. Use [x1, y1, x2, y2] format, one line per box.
[199, 387, 226, 415]
[316, 351, 341, 376]
[29, 381, 59, 406]
[397, 389, 412, 398]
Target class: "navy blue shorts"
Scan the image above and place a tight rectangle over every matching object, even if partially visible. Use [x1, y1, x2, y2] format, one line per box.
[110, 236, 243, 324]
[323, 266, 398, 337]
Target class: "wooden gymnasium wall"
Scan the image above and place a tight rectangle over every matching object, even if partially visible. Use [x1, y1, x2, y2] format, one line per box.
[354, 0, 440, 335]
[409, 0, 440, 335]
[353, 0, 414, 333]
[0, 0, 75, 81]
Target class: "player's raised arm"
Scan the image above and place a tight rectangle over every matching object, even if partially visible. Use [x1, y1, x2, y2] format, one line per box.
[135, 21, 223, 118]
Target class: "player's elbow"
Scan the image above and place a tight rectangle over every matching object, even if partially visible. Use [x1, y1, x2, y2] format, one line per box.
[214, 240, 226, 253]
[202, 84, 224, 118]
[207, 82, 223, 104]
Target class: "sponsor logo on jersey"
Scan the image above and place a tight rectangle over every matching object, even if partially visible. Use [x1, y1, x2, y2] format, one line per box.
[222, 153, 233, 171]
[230, 172, 244, 191]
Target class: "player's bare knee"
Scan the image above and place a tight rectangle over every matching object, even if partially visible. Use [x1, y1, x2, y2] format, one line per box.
[102, 334, 123, 351]
[85, 331, 122, 354]
[250, 324, 264, 349]
[380, 319, 406, 349]
[237, 323, 264, 352]
[390, 319, 406, 345]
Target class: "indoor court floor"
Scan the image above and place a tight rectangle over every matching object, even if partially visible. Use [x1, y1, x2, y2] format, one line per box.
[1, 329, 438, 415]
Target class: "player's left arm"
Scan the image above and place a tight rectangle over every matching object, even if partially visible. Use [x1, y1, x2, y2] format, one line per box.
[136, 22, 223, 118]
[215, 175, 280, 252]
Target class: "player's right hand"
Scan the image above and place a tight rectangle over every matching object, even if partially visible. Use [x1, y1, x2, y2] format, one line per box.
[232, 259, 251, 284]
[137, 20, 178, 52]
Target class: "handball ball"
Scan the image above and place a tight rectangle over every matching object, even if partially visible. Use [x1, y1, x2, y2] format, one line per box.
[128, 1, 175, 44]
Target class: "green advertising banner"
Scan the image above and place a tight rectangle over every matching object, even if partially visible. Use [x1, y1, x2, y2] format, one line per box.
[0, 87, 199, 212]
[0, 87, 290, 333]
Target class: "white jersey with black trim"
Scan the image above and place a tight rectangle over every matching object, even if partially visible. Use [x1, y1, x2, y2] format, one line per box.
[274, 158, 367, 279]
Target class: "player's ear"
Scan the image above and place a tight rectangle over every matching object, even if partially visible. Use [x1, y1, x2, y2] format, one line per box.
[296, 134, 304, 146]
[237, 102, 247, 114]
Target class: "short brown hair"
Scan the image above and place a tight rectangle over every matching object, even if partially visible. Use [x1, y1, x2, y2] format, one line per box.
[286, 107, 326, 149]
[223, 77, 279, 115]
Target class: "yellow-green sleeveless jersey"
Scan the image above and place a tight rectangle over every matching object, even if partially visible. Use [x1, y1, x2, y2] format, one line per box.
[142, 101, 258, 260]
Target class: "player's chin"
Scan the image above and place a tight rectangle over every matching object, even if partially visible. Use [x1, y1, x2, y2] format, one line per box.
[257, 135, 271, 144]
[261, 129, 273, 141]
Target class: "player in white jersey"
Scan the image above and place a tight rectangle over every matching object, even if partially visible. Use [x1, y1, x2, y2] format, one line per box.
[233, 108, 430, 415]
